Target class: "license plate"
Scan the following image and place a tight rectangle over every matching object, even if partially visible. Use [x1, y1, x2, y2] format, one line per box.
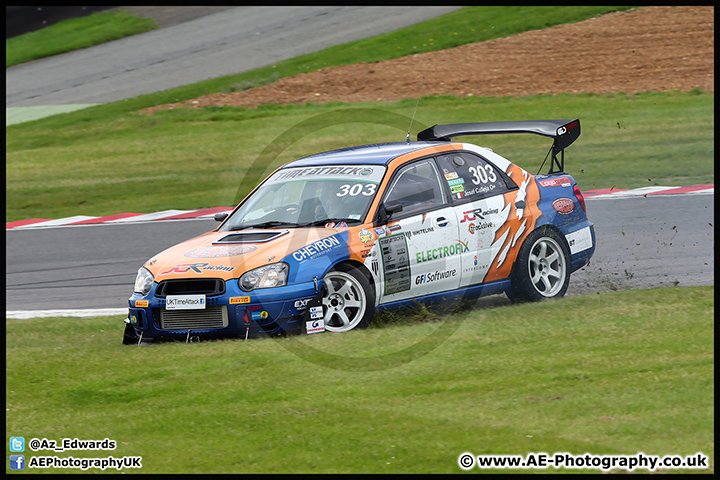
[165, 294, 206, 310]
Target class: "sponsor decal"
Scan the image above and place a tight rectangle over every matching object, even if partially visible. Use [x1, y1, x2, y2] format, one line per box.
[380, 234, 411, 295]
[229, 296, 251, 304]
[309, 306, 324, 320]
[404, 226, 435, 240]
[185, 245, 257, 258]
[306, 319, 325, 334]
[538, 177, 572, 188]
[336, 221, 348, 228]
[461, 207, 500, 223]
[553, 197, 575, 214]
[161, 263, 235, 275]
[415, 241, 469, 264]
[166, 294, 206, 310]
[135, 300, 149, 307]
[450, 184, 465, 194]
[447, 177, 465, 187]
[130, 314, 138, 324]
[463, 254, 490, 274]
[566, 226, 593, 254]
[273, 166, 375, 180]
[468, 221, 494, 234]
[251, 310, 269, 320]
[444, 172, 459, 180]
[292, 234, 343, 262]
[557, 120, 578, 136]
[359, 228, 373, 245]
[415, 269, 457, 285]
[374, 227, 386, 236]
[325, 222, 336, 228]
[294, 298, 312, 310]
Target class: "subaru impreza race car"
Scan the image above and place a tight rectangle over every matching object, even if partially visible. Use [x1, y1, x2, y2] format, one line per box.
[124, 119, 594, 343]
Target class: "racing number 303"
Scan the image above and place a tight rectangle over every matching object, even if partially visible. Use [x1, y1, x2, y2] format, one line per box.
[336, 184, 377, 197]
[468, 165, 497, 185]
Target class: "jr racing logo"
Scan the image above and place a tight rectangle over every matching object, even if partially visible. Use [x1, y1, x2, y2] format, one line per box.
[160, 263, 235, 275]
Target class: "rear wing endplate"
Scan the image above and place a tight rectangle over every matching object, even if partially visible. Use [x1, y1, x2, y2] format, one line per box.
[417, 119, 580, 174]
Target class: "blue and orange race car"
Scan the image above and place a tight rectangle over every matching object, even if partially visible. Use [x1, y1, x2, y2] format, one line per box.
[124, 119, 595, 343]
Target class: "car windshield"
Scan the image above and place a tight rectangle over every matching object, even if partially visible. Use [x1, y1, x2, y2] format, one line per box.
[220, 165, 386, 230]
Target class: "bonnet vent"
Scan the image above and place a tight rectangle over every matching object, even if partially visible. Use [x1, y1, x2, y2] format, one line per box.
[214, 231, 288, 244]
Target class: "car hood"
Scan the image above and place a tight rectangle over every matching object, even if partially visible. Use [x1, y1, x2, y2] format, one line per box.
[145, 228, 351, 282]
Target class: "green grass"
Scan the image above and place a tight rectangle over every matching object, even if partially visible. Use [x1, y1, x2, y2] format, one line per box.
[5, 91, 714, 222]
[6, 10, 157, 67]
[5, 287, 714, 473]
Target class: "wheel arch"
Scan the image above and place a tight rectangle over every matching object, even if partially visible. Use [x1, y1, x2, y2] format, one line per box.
[505, 223, 572, 297]
[331, 259, 374, 286]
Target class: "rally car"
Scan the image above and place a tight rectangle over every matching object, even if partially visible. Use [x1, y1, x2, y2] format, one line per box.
[124, 119, 594, 343]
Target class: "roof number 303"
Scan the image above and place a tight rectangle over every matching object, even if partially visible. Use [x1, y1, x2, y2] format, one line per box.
[468, 165, 497, 185]
[336, 184, 377, 197]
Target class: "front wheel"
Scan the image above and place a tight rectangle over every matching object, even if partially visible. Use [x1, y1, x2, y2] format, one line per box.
[320, 266, 375, 332]
[506, 227, 570, 303]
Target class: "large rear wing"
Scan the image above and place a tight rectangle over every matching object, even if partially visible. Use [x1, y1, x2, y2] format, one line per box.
[417, 119, 580, 174]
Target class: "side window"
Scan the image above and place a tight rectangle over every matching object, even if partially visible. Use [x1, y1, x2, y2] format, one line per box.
[384, 159, 446, 217]
[436, 152, 513, 202]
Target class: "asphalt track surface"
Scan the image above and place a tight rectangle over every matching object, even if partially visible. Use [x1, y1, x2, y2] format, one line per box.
[5, 194, 714, 314]
[6, 6, 462, 109]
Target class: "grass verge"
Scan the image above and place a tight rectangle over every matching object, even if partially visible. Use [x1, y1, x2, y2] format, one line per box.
[6, 10, 157, 67]
[5, 91, 714, 222]
[5, 286, 714, 473]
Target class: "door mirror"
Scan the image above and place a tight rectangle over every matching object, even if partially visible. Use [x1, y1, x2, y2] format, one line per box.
[385, 203, 403, 216]
[214, 212, 229, 222]
[375, 203, 403, 226]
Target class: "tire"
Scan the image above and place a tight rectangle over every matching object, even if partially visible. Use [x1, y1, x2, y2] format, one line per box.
[320, 265, 375, 332]
[506, 226, 571, 303]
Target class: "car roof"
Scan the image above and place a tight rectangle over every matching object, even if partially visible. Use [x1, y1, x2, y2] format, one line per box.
[284, 141, 447, 167]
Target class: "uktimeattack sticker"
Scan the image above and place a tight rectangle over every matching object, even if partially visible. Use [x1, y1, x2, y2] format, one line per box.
[165, 294, 206, 310]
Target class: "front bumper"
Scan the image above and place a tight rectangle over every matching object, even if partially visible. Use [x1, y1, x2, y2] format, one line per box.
[127, 279, 318, 340]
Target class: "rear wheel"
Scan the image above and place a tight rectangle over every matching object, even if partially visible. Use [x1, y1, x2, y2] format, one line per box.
[320, 266, 375, 332]
[506, 227, 570, 303]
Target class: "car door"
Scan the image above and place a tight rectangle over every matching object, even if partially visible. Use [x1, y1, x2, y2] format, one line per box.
[435, 151, 517, 288]
[376, 158, 462, 304]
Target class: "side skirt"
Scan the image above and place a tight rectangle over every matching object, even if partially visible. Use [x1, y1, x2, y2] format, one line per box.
[376, 280, 511, 313]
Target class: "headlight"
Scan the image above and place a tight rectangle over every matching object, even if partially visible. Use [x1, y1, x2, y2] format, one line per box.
[240, 263, 289, 291]
[134, 267, 154, 296]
